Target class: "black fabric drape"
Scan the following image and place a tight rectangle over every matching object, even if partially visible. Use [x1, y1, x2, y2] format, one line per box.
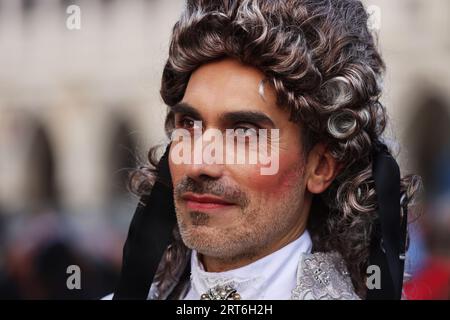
[366, 143, 406, 300]
[113, 145, 176, 299]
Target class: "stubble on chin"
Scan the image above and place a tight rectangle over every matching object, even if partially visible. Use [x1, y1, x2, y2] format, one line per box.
[189, 211, 210, 226]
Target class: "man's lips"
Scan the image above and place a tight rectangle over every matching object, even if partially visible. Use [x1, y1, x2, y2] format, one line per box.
[181, 193, 236, 210]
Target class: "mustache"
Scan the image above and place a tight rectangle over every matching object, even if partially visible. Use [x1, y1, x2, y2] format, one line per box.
[174, 177, 249, 208]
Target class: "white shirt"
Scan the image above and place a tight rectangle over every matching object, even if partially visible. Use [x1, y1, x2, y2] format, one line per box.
[184, 230, 312, 300]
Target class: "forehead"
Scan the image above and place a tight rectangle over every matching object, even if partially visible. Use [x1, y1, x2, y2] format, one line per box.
[181, 58, 286, 123]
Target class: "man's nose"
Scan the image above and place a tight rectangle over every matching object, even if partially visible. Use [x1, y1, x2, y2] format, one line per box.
[185, 161, 224, 182]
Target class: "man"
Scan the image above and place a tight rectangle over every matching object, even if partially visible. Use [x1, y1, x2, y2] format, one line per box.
[112, 0, 421, 300]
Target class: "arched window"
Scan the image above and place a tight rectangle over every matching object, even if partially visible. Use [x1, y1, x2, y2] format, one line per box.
[26, 124, 59, 212]
[406, 91, 450, 189]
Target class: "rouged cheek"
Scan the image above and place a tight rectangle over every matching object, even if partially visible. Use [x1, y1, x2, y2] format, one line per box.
[227, 153, 305, 197]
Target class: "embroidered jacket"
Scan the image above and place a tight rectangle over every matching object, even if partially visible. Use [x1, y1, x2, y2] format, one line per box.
[148, 250, 361, 300]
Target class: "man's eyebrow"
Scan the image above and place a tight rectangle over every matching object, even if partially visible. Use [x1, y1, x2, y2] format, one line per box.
[170, 102, 275, 127]
[171, 102, 202, 119]
[221, 111, 276, 128]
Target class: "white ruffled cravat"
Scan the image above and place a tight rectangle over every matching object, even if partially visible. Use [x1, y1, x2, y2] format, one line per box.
[184, 230, 312, 300]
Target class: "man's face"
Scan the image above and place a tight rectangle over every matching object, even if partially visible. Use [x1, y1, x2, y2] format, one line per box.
[169, 58, 311, 264]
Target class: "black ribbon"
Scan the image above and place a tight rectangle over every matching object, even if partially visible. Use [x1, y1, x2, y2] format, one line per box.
[113, 145, 176, 299]
[366, 143, 406, 300]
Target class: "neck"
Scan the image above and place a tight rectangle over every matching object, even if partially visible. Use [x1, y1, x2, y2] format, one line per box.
[200, 222, 307, 273]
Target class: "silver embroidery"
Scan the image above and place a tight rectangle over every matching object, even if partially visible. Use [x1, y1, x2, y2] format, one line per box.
[149, 250, 361, 300]
[291, 252, 360, 300]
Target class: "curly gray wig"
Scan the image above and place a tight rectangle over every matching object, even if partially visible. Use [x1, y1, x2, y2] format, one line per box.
[130, 0, 421, 298]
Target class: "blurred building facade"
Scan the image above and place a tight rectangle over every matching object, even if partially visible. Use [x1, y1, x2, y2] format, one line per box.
[0, 0, 449, 299]
[0, 0, 185, 216]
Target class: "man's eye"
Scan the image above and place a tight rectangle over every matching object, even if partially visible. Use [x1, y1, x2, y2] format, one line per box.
[177, 117, 197, 129]
[233, 126, 258, 137]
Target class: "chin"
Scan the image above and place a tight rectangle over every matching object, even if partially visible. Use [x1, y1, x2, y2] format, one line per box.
[180, 225, 233, 256]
